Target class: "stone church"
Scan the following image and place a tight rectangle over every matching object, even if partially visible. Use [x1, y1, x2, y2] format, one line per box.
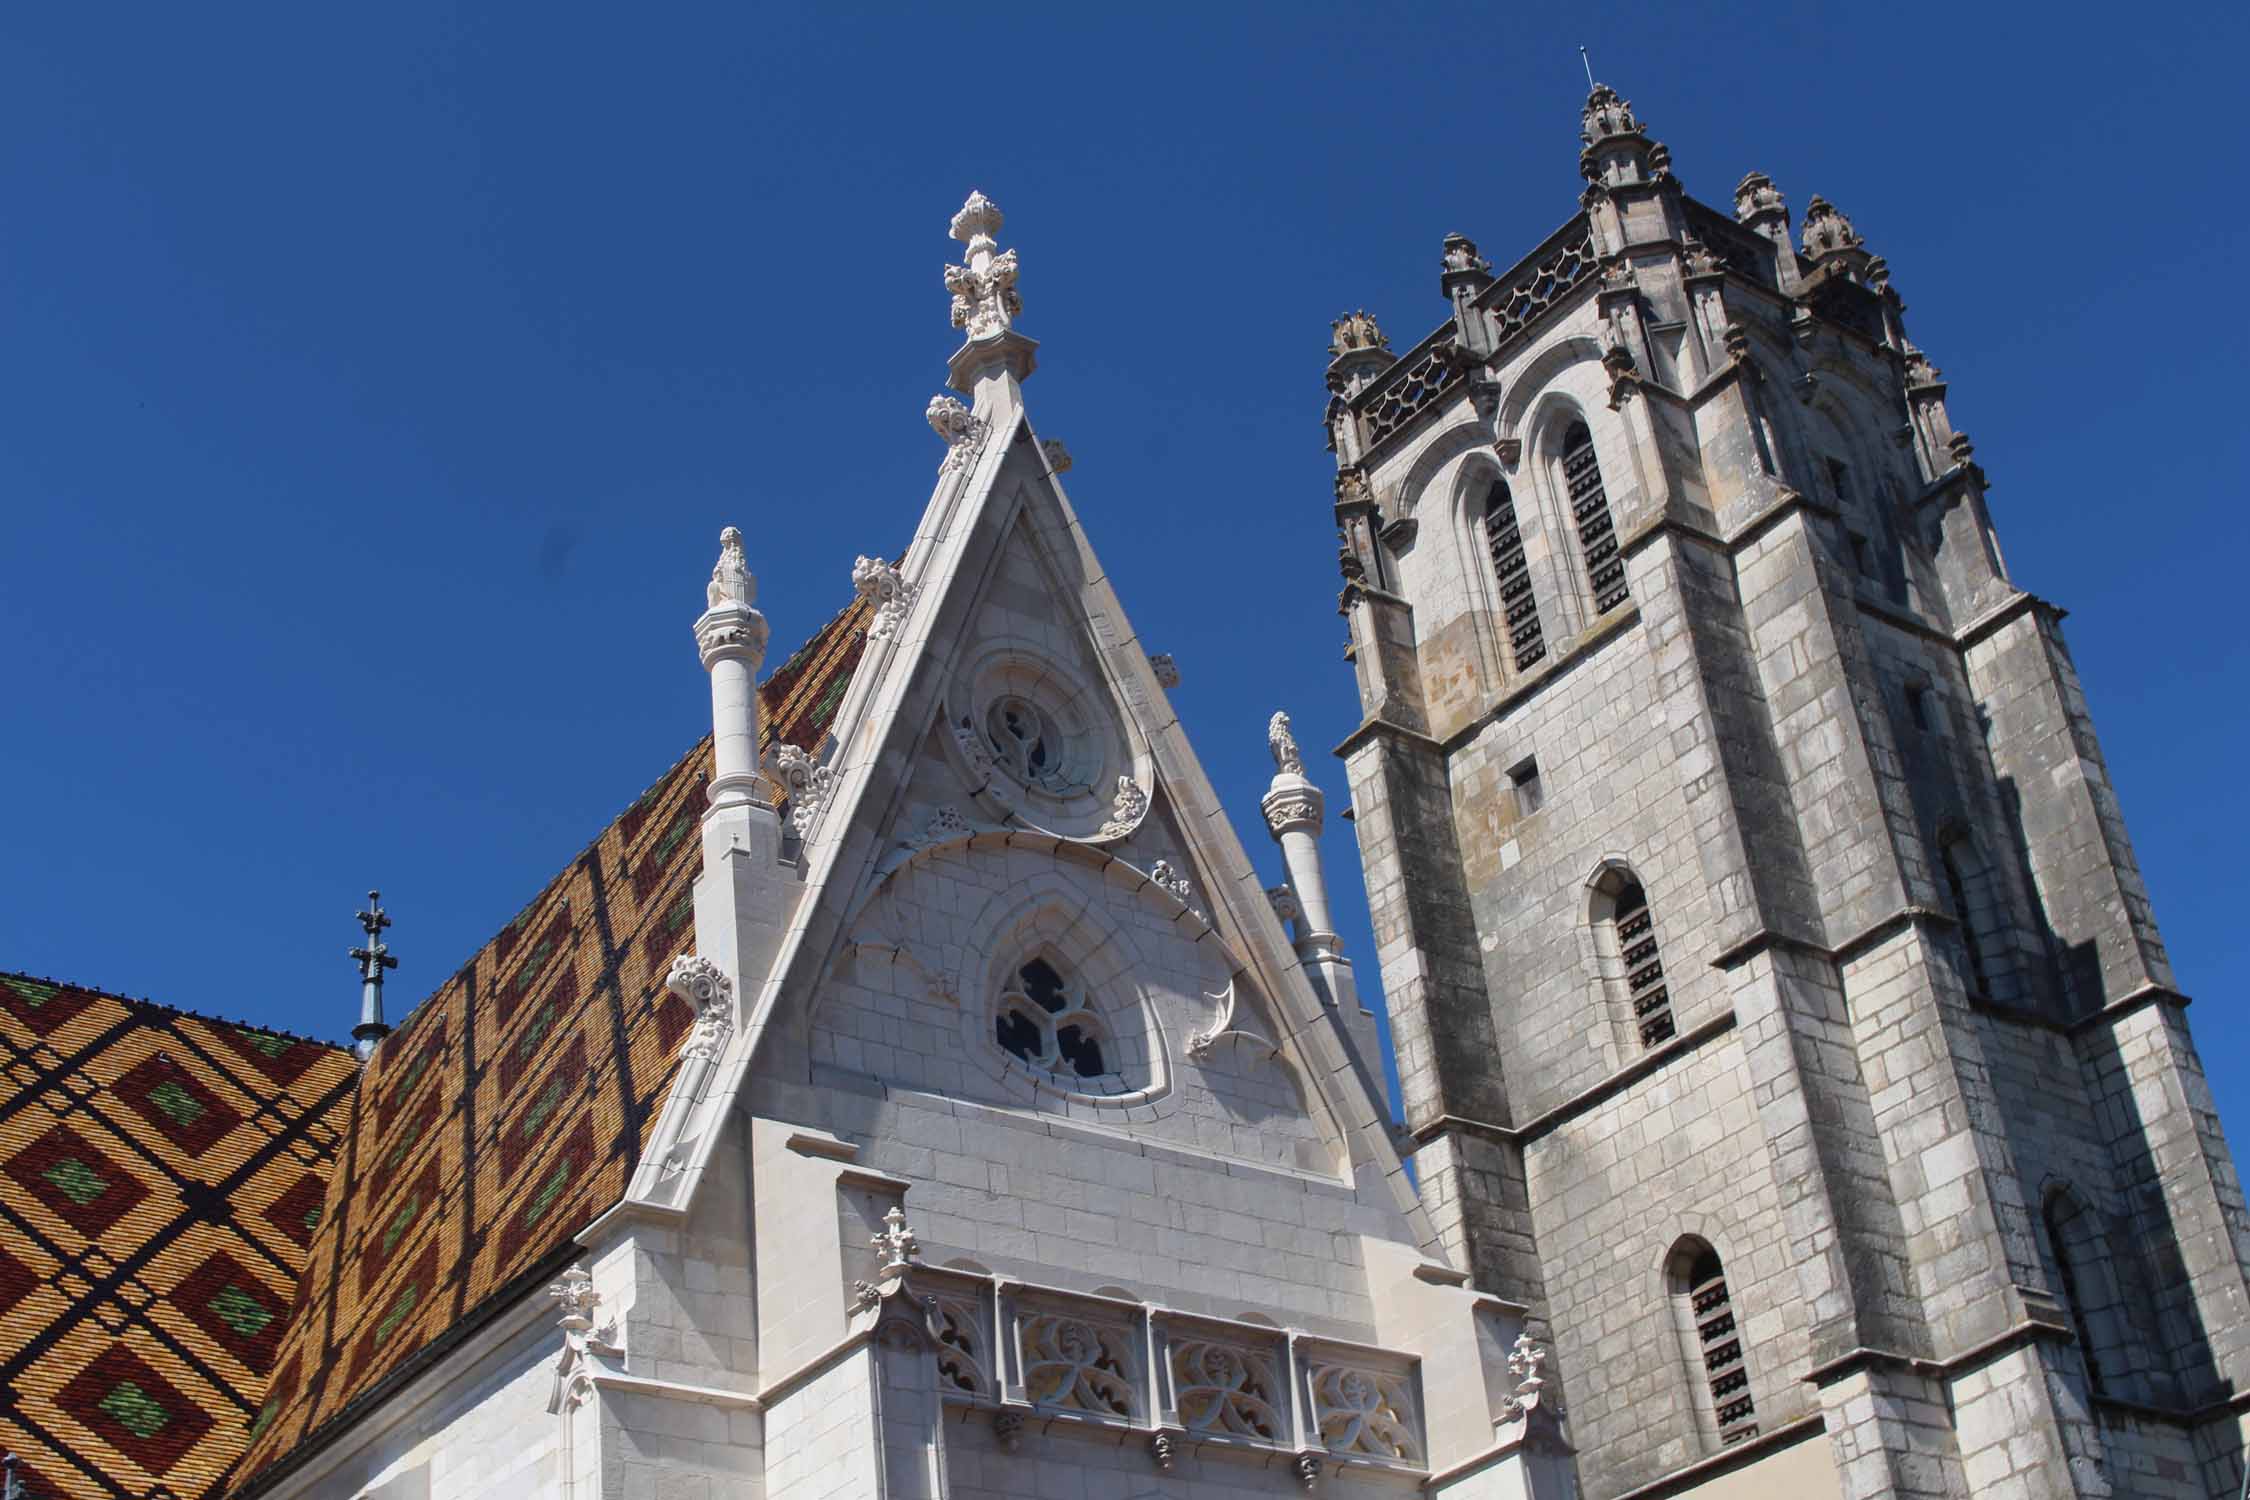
[0, 85, 2243, 1500]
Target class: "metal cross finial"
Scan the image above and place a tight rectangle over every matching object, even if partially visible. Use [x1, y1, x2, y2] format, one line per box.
[351, 890, 398, 981]
[1580, 46, 1595, 88]
[350, 890, 399, 1061]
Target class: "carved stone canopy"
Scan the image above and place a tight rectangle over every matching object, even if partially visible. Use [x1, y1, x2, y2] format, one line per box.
[1734, 171, 1787, 225]
[1800, 195, 1864, 260]
[1329, 309, 1389, 357]
[1579, 83, 1643, 147]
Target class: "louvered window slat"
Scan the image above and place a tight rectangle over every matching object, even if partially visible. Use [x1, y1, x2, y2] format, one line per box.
[1563, 425, 1630, 613]
[1689, 1267, 1759, 1446]
[1615, 886, 1674, 1048]
[1483, 482, 1547, 671]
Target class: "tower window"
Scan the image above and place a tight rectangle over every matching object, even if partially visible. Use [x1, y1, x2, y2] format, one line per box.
[1561, 422, 1629, 614]
[1508, 757, 1544, 818]
[1825, 455, 1854, 506]
[1905, 685, 1931, 733]
[2045, 1191, 2107, 1396]
[1616, 881, 1672, 1047]
[1849, 531, 1874, 576]
[1592, 866, 1672, 1049]
[1481, 479, 1546, 671]
[1673, 1243, 1758, 1449]
[1938, 835, 2015, 1003]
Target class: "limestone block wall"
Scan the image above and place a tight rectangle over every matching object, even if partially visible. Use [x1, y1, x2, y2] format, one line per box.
[243, 1300, 563, 1500]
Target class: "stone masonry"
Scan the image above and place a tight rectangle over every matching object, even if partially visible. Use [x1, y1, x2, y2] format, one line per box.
[1325, 85, 2250, 1499]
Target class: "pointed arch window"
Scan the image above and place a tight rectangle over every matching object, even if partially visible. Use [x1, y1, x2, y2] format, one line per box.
[1668, 1240, 1758, 1450]
[1561, 421, 1630, 614]
[2044, 1191, 2108, 1396]
[1938, 832, 2017, 1004]
[1593, 868, 1673, 1048]
[1481, 479, 1546, 671]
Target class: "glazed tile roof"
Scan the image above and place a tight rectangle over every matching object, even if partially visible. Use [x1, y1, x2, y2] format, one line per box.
[0, 974, 358, 1500]
[228, 594, 869, 1496]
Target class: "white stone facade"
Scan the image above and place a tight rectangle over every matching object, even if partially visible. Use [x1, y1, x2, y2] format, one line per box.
[252, 193, 1570, 1500]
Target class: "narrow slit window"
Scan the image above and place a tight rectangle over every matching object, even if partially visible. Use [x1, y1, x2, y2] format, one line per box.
[1561, 422, 1629, 614]
[1686, 1248, 1759, 1447]
[1482, 479, 1547, 670]
[1508, 757, 1544, 818]
[1613, 879, 1673, 1047]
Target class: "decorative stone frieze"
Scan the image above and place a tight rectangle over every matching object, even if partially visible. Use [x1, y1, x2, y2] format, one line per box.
[1306, 1358, 1423, 1463]
[1022, 1310, 1138, 1418]
[664, 954, 734, 1063]
[1170, 1334, 1287, 1441]
[768, 742, 836, 837]
[851, 554, 919, 640]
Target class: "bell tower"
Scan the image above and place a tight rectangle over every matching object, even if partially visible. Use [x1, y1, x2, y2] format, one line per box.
[1325, 83, 2250, 1500]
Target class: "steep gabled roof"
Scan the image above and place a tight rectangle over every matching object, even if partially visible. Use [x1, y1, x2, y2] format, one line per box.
[226, 594, 871, 1496]
[0, 974, 358, 1500]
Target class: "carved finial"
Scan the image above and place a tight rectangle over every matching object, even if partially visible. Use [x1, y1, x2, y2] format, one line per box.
[1579, 82, 1642, 147]
[1328, 309, 1389, 357]
[1268, 711, 1305, 775]
[944, 191, 1020, 340]
[548, 1266, 601, 1330]
[872, 1205, 921, 1271]
[349, 891, 399, 1062]
[1800, 195, 1863, 260]
[1441, 233, 1490, 276]
[1734, 171, 1787, 226]
[1903, 344, 1944, 389]
[708, 526, 755, 609]
[1499, 1331, 1552, 1422]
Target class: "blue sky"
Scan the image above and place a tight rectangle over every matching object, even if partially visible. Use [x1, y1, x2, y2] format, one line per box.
[3, 5, 2245, 1139]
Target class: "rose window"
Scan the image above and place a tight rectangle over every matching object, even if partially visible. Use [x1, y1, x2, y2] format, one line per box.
[984, 695, 1081, 794]
[995, 957, 1107, 1079]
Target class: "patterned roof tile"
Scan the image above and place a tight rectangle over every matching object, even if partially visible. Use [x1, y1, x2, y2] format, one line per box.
[226, 594, 869, 1495]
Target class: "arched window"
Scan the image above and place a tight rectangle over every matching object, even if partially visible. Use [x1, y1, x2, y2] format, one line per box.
[2045, 1193, 2107, 1395]
[1481, 479, 1546, 670]
[1938, 832, 2016, 1004]
[995, 955, 1108, 1079]
[1592, 867, 1673, 1048]
[1667, 1240, 1758, 1450]
[1561, 421, 1630, 614]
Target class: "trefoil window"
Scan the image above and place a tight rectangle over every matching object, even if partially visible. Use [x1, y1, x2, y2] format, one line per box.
[995, 956, 1108, 1079]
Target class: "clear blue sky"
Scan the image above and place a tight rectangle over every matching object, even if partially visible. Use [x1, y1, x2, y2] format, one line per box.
[4, 6, 2245, 1137]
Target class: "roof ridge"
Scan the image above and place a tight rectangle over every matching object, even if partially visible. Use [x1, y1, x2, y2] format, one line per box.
[0, 968, 353, 1052]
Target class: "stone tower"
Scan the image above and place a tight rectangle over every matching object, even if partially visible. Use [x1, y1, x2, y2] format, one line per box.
[1325, 85, 2250, 1499]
